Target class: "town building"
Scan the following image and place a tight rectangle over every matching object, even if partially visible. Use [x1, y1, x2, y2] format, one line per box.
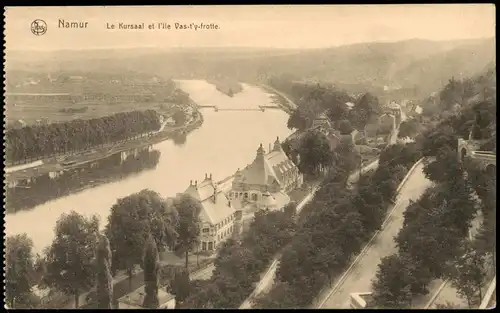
[311, 112, 332, 129]
[182, 174, 237, 253]
[117, 286, 176, 309]
[349, 292, 373, 309]
[384, 101, 402, 125]
[229, 137, 303, 213]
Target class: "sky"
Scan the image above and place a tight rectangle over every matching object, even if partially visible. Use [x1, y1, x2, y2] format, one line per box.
[4, 4, 496, 51]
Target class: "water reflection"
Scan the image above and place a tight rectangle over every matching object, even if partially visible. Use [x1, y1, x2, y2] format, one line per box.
[6, 146, 161, 213]
[171, 131, 188, 146]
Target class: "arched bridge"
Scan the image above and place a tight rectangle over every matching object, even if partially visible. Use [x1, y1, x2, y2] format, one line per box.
[458, 137, 496, 172]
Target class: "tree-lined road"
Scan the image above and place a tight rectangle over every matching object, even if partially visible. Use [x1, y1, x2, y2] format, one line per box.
[317, 161, 432, 308]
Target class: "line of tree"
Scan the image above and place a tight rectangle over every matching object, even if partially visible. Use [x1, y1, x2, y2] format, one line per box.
[369, 82, 496, 309]
[253, 140, 421, 308]
[5, 189, 205, 309]
[181, 207, 298, 308]
[5, 109, 161, 164]
[270, 80, 383, 132]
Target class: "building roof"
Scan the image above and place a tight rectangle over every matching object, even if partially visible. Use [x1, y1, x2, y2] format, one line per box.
[346, 102, 355, 109]
[235, 137, 297, 188]
[261, 191, 278, 207]
[183, 175, 235, 225]
[271, 191, 290, 209]
[316, 112, 329, 120]
[118, 286, 175, 309]
[386, 101, 401, 110]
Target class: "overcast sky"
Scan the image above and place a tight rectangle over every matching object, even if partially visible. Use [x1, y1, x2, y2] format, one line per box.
[5, 4, 495, 51]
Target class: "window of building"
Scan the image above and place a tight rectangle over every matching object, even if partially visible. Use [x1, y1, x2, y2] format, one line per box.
[252, 193, 258, 201]
[208, 242, 213, 250]
[202, 228, 209, 233]
[244, 192, 248, 199]
[202, 242, 207, 251]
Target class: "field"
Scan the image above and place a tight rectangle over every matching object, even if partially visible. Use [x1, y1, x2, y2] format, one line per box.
[6, 101, 175, 125]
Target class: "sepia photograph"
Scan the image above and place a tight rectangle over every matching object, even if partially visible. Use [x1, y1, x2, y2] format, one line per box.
[3, 4, 496, 309]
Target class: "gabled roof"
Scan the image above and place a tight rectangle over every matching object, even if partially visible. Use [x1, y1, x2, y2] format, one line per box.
[261, 191, 278, 207]
[235, 139, 298, 189]
[183, 175, 235, 225]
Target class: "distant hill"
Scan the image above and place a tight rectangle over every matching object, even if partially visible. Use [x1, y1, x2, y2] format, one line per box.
[6, 38, 495, 97]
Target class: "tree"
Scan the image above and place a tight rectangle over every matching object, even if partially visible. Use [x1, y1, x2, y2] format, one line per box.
[350, 92, 381, 130]
[182, 279, 216, 308]
[297, 129, 333, 177]
[283, 201, 297, 218]
[5, 234, 36, 308]
[371, 254, 414, 309]
[398, 119, 420, 139]
[106, 189, 178, 290]
[254, 282, 299, 308]
[171, 194, 202, 270]
[95, 234, 113, 309]
[44, 211, 100, 308]
[436, 301, 459, 309]
[172, 110, 186, 126]
[449, 245, 488, 308]
[336, 119, 354, 135]
[142, 235, 160, 308]
[287, 107, 311, 131]
[169, 269, 191, 308]
[214, 243, 262, 292]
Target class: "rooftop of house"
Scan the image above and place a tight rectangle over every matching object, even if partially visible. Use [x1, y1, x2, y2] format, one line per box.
[234, 137, 298, 188]
[183, 174, 236, 225]
[386, 101, 401, 110]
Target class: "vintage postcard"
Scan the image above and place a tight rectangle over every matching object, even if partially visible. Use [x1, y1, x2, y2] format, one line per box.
[3, 4, 496, 310]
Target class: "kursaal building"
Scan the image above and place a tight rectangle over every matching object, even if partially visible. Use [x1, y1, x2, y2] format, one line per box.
[229, 137, 303, 213]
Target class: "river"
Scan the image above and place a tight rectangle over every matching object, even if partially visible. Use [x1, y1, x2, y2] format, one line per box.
[5, 80, 293, 254]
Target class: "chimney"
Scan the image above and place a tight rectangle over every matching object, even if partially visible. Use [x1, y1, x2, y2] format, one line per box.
[256, 143, 265, 157]
[210, 173, 212, 180]
[195, 180, 198, 188]
[205, 173, 208, 180]
[190, 180, 193, 186]
[213, 182, 217, 203]
[269, 143, 272, 152]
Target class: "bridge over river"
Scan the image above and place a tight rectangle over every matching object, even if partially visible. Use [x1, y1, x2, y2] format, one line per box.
[197, 104, 282, 112]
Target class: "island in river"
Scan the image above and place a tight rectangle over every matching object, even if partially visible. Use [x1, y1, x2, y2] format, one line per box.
[207, 78, 243, 97]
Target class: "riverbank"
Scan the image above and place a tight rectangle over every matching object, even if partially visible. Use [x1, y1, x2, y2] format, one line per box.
[5, 99, 204, 185]
[257, 84, 297, 114]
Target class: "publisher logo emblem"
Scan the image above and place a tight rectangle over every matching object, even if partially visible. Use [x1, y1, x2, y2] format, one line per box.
[31, 19, 47, 36]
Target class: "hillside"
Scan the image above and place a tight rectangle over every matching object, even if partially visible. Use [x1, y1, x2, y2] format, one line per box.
[6, 38, 495, 97]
